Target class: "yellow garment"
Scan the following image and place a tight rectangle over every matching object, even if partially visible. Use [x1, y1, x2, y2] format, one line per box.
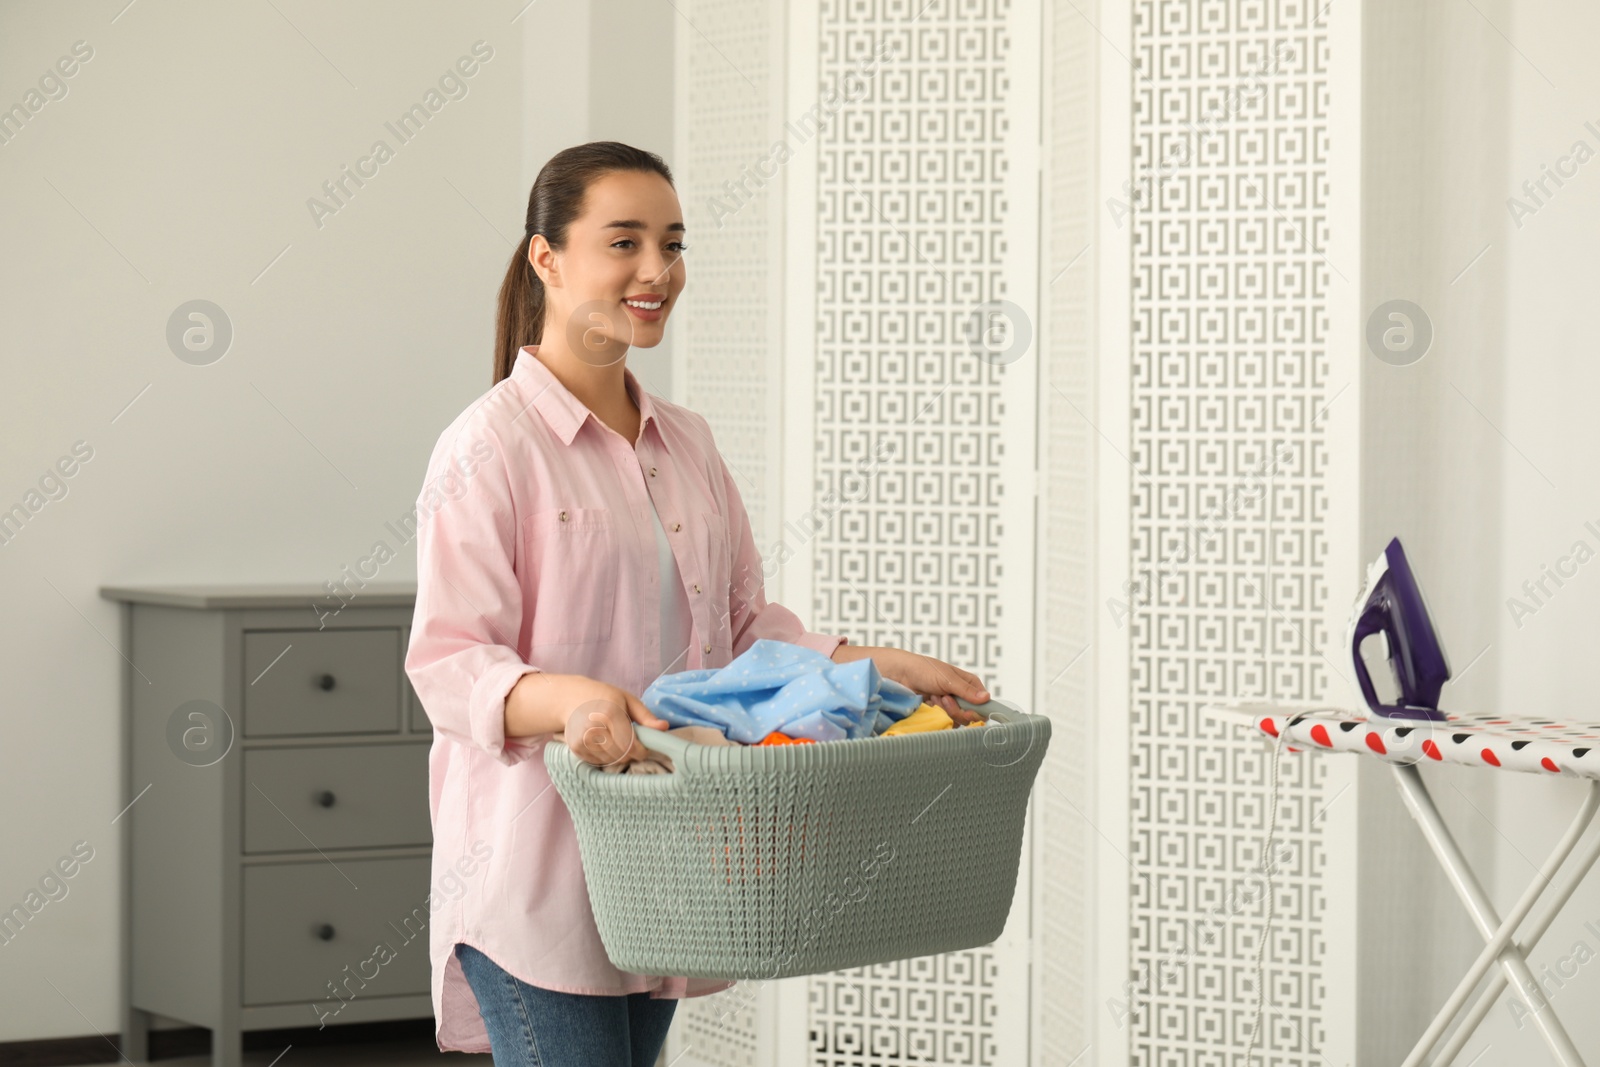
[883, 702, 955, 736]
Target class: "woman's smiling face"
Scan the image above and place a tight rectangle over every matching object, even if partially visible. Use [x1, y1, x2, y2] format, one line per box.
[535, 169, 687, 358]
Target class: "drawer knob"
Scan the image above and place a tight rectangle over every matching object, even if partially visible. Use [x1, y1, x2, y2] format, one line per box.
[316, 673, 337, 691]
[314, 923, 335, 941]
[315, 790, 337, 808]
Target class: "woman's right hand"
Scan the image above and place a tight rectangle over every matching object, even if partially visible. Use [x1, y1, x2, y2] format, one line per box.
[560, 677, 672, 770]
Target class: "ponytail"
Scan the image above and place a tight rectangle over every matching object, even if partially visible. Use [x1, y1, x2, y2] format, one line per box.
[493, 141, 676, 385]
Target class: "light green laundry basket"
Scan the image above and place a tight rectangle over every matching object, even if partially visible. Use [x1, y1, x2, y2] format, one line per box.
[543, 695, 1051, 980]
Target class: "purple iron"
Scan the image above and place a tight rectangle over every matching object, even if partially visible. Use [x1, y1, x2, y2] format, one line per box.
[1348, 537, 1451, 721]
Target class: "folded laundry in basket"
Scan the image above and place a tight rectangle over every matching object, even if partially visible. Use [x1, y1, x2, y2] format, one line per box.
[551, 724, 735, 775]
[641, 638, 922, 742]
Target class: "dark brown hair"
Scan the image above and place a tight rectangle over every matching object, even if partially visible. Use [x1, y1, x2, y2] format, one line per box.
[493, 141, 676, 385]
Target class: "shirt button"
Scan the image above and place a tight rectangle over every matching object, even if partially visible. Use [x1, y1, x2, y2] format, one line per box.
[650, 466, 658, 477]
[559, 510, 567, 522]
[693, 583, 701, 593]
[673, 522, 681, 532]
[703, 643, 711, 654]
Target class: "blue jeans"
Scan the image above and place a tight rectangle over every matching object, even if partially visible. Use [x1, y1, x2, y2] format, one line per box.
[454, 943, 678, 1066]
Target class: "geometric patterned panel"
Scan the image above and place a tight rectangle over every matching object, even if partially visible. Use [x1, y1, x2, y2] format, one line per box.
[811, 0, 1008, 684]
[674, 0, 780, 1061]
[809, 953, 1000, 1064]
[1128, 1, 1335, 1063]
[809, 0, 1021, 1062]
[675, 985, 762, 1067]
[679, 0, 782, 548]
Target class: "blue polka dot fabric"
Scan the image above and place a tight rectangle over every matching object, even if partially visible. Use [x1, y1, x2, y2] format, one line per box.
[641, 638, 922, 743]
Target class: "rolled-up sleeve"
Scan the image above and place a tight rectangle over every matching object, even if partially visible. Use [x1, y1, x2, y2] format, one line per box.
[405, 420, 543, 765]
[711, 438, 849, 663]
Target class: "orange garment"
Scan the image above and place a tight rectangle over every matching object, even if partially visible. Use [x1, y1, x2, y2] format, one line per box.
[756, 731, 816, 746]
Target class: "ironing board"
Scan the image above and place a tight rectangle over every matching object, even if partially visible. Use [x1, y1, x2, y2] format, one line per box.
[1205, 700, 1600, 1067]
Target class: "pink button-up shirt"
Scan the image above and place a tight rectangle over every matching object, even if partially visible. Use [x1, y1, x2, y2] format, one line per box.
[405, 345, 847, 1053]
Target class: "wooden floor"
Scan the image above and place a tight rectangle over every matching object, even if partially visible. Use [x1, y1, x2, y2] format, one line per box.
[31, 1018, 669, 1066]
[58, 1038, 490, 1067]
[47, 1032, 680, 1066]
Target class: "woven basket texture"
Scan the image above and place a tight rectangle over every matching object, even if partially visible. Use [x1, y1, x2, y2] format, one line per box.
[544, 701, 1051, 979]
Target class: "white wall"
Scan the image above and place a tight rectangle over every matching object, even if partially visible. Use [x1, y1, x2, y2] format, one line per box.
[0, 0, 672, 1042]
[1353, 0, 1600, 1059]
[1355, 1, 1512, 1059]
[1469, 1, 1600, 1059]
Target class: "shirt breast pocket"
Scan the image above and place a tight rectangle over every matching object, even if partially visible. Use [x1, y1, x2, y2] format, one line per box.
[523, 506, 618, 646]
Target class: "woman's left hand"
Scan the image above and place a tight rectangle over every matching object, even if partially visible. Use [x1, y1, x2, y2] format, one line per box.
[835, 644, 991, 725]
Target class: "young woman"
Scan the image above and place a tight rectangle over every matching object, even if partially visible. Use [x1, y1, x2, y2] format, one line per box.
[405, 141, 992, 1067]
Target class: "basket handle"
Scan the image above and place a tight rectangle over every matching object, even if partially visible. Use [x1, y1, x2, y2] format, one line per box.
[630, 721, 697, 764]
[955, 694, 1024, 723]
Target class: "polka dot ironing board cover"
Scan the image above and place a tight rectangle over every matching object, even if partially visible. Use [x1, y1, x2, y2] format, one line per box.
[1205, 701, 1600, 779]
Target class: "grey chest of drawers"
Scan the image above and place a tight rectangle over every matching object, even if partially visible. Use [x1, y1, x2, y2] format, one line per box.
[101, 583, 432, 1067]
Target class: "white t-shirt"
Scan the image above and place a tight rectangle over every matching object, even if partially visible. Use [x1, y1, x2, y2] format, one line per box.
[648, 495, 694, 675]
